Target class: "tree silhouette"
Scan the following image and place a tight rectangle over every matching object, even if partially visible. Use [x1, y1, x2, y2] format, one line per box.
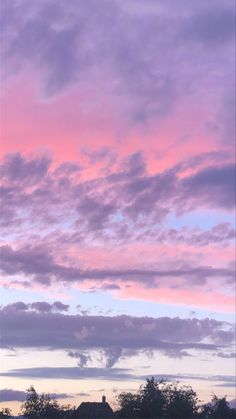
[1, 381, 234, 419]
[164, 381, 199, 418]
[199, 394, 235, 419]
[117, 391, 141, 418]
[117, 377, 200, 418]
[139, 378, 166, 418]
[210, 394, 231, 418]
[0, 408, 13, 419]
[21, 386, 62, 419]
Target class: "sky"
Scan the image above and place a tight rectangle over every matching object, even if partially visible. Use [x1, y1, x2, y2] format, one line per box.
[0, 0, 235, 414]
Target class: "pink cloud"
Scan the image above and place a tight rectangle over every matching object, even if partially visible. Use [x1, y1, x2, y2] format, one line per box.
[116, 284, 235, 312]
[65, 241, 234, 272]
[1, 75, 117, 165]
[2, 74, 230, 178]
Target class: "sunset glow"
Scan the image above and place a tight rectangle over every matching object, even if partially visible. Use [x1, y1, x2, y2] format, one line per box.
[0, 0, 235, 415]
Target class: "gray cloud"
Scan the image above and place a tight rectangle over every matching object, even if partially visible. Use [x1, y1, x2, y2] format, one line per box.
[52, 301, 69, 312]
[1, 369, 235, 389]
[77, 196, 117, 231]
[0, 305, 233, 359]
[104, 347, 123, 368]
[0, 388, 71, 402]
[30, 301, 69, 312]
[215, 383, 236, 388]
[0, 153, 51, 185]
[149, 222, 235, 247]
[0, 389, 26, 402]
[182, 164, 236, 209]
[183, 6, 235, 45]
[214, 351, 236, 359]
[2, 301, 29, 311]
[143, 373, 236, 386]
[0, 367, 135, 381]
[67, 351, 91, 368]
[1, 301, 69, 314]
[30, 302, 53, 312]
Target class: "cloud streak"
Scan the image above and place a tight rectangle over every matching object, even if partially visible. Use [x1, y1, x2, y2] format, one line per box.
[1, 369, 235, 389]
[0, 243, 234, 288]
[0, 389, 71, 402]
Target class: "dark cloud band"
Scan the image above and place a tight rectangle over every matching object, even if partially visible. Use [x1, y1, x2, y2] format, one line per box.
[0, 304, 233, 360]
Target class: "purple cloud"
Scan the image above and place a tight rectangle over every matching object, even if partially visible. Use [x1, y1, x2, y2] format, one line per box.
[183, 6, 235, 45]
[0, 243, 234, 289]
[0, 389, 71, 402]
[30, 302, 55, 313]
[104, 347, 123, 368]
[0, 369, 235, 389]
[0, 153, 51, 185]
[1, 0, 234, 131]
[29, 301, 69, 313]
[67, 351, 91, 368]
[214, 351, 236, 359]
[2, 301, 28, 311]
[77, 196, 116, 231]
[1, 301, 69, 313]
[52, 301, 69, 312]
[0, 153, 234, 241]
[0, 389, 26, 402]
[0, 304, 233, 360]
[0, 0, 234, 399]
[182, 164, 236, 209]
[0, 367, 135, 381]
[149, 223, 235, 247]
[1, 153, 235, 232]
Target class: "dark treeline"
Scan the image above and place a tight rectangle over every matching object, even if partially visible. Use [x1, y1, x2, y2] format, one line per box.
[0, 378, 235, 419]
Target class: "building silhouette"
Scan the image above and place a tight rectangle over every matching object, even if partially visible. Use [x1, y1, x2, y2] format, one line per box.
[76, 395, 114, 418]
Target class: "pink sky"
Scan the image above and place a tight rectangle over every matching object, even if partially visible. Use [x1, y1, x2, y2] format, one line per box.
[0, 0, 235, 414]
